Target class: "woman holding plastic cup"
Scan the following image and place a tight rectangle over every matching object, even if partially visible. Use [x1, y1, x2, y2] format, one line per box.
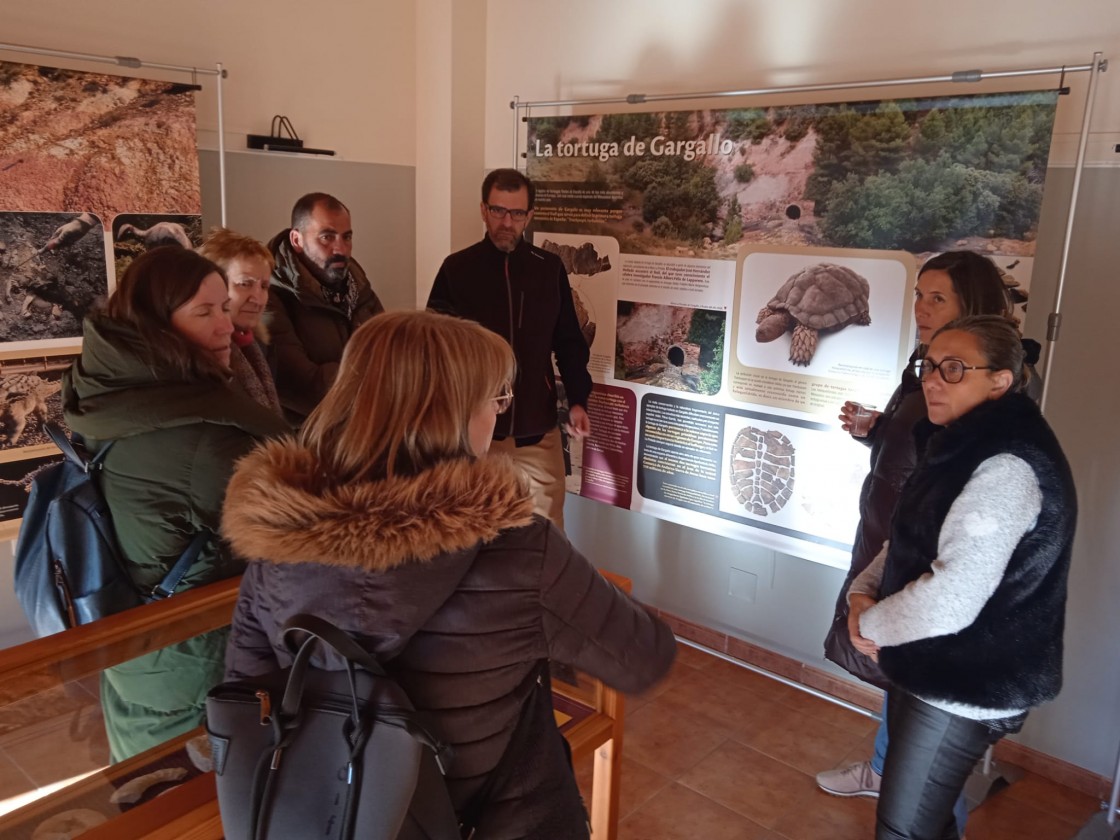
[817, 251, 1030, 829]
[849, 315, 1074, 840]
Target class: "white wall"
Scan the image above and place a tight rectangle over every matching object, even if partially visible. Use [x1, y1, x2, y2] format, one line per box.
[483, 0, 1119, 169]
[475, 0, 1120, 778]
[3, 0, 417, 165]
[415, 0, 488, 306]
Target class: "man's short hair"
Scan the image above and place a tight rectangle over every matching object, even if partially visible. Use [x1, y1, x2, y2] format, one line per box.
[291, 193, 350, 232]
[481, 169, 535, 210]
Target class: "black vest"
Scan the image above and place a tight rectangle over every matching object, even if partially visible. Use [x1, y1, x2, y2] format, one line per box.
[878, 393, 1077, 711]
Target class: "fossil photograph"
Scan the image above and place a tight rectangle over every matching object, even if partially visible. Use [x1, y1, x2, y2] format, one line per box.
[727, 425, 795, 517]
[538, 238, 613, 348]
[538, 239, 612, 277]
[111, 213, 203, 281]
[0, 353, 75, 451]
[0, 451, 63, 528]
[0, 212, 108, 342]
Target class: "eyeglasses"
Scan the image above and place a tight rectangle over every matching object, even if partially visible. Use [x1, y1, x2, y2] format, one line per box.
[486, 204, 530, 221]
[492, 383, 513, 414]
[916, 357, 998, 384]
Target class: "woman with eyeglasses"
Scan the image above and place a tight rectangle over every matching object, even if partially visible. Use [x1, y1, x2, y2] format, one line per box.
[819, 252, 1032, 828]
[222, 310, 675, 839]
[847, 314, 1076, 840]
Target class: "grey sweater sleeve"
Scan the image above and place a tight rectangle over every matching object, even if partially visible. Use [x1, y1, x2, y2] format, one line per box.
[859, 453, 1042, 647]
[848, 543, 888, 600]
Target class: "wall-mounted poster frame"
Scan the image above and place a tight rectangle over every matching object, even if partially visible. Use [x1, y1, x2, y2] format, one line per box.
[513, 53, 1107, 567]
[0, 42, 222, 540]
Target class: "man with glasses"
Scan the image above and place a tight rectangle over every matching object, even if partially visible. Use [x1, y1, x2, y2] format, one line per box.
[427, 169, 592, 529]
[266, 193, 383, 424]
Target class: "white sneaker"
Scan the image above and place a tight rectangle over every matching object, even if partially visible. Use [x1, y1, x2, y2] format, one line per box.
[816, 760, 882, 798]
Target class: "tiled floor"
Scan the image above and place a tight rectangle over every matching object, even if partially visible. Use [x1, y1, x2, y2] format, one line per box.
[0, 644, 1106, 837]
[0, 676, 109, 816]
[575, 644, 1103, 840]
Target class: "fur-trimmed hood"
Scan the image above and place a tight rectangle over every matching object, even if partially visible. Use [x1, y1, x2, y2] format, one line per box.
[223, 437, 536, 572]
[224, 437, 675, 839]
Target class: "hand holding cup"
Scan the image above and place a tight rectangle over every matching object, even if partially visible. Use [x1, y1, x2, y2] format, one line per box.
[840, 401, 880, 438]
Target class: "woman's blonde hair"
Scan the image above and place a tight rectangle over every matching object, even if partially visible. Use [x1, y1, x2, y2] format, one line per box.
[301, 310, 515, 483]
[197, 227, 274, 273]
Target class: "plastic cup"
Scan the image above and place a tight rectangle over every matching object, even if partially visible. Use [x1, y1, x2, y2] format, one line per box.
[850, 403, 877, 438]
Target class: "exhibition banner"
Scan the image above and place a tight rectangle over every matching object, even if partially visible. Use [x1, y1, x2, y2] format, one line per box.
[0, 61, 203, 535]
[527, 91, 1059, 567]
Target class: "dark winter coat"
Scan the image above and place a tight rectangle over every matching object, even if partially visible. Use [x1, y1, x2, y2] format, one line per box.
[62, 314, 289, 760]
[222, 440, 676, 839]
[265, 231, 383, 423]
[872, 393, 1076, 713]
[823, 351, 924, 689]
[428, 236, 592, 440]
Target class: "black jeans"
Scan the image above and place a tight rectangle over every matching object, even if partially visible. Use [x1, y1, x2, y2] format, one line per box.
[876, 691, 1004, 840]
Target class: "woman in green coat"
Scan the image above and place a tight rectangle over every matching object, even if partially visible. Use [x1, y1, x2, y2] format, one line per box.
[63, 246, 289, 761]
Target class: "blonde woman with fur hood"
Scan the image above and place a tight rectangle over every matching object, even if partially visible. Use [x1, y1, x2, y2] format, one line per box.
[222, 310, 676, 839]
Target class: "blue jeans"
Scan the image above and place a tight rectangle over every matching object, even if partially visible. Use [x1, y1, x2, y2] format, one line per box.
[874, 691, 999, 840]
[871, 693, 970, 836]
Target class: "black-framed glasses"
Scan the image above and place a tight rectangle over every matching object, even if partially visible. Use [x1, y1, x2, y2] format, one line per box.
[486, 204, 529, 221]
[492, 383, 514, 414]
[916, 357, 998, 384]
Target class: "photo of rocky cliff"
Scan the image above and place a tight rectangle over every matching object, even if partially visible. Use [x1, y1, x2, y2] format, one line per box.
[0, 61, 202, 221]
[526, 91, 1057, 262]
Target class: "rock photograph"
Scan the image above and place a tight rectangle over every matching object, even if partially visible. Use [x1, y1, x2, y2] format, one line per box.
[0, 61, 202, 222]
[0, 212, 108, 341]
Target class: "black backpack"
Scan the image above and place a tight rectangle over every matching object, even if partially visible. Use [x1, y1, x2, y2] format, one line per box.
[13, 423, 207, 637]
[205, 614, 546, 840]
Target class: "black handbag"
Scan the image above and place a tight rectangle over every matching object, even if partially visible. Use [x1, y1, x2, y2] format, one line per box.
[206, 614, 545, 840]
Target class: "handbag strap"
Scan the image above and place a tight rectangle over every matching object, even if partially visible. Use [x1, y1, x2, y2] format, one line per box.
[45, 421, 203, 602]
[149, 528, 211, 599]
[45, 422, 111, 472]
[278, 614, 388, 719]
[276, 615, 550, 837]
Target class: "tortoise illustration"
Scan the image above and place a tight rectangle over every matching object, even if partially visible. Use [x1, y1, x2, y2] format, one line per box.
[728, 426, 795, 516]
[755, 263, 871, 365]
